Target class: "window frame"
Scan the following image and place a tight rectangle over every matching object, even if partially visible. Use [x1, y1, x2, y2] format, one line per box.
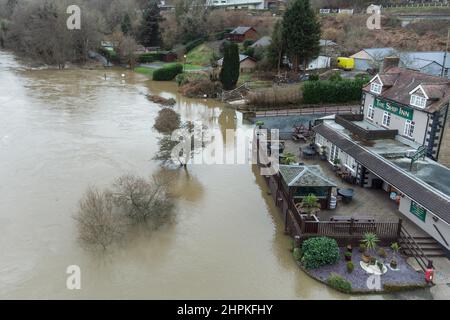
[382, 111, 391, 127]
[404, 119, 415, 138]
[410, 94, 427, 108]
[367, 104, 375, 120]
[370, 82, 382, 94]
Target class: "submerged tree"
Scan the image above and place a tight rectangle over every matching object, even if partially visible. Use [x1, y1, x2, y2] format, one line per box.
[113, 174, 175, 226]
[75, 174, 176, 250]
[74, 187, 126, 251]
[153, 108, 181, 134]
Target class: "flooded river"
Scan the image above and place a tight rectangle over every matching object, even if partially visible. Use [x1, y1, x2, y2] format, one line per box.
[0, 51, 429, 299]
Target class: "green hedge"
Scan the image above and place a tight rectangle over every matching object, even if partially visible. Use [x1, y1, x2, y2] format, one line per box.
[327, 274, 352, 293]
[185, 38, 206, 53]
[138, 52, 164, 63]
[153, 63, 183, 81]
[301, 237, 340, 269]
[302, 77, 369, 104]
[98, 48, 119, 63]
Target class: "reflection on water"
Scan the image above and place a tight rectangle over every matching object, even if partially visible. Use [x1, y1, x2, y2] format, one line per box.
[0, 51, 430, 299]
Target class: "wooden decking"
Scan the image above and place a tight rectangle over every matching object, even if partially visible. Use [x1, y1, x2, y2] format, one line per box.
[253, 105, 360, 118]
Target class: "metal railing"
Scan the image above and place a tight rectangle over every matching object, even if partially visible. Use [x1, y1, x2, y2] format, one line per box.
[399, 226, 431, 272]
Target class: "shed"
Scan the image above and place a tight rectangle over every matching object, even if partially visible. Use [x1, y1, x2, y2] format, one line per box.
[226, 26, 259, 42]
[217, 54, 257, 73]
[250, 36, 272, 48]
[278, 165, 336, 209]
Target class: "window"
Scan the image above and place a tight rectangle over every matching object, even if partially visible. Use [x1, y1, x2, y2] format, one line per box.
[367, 104, 375, 120]
[404, 120, 415, 138]
[370, 82, 382, 94]
[330, 144, 339, 163]
[410, 94, 427, 108]
[341, 152, 356, 172]
[382, 111, 391, 127]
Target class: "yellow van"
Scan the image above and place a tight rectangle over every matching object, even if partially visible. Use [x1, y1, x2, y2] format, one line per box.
[337, 57, 355, 71]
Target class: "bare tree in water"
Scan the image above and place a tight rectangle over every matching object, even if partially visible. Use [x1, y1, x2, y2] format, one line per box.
[74, 187, 126, 251]
[112, 174, 175, 226]
[75, 174, 175, 250]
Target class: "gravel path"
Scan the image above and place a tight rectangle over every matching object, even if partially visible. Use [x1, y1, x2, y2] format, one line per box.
[306, 248, 427, 292]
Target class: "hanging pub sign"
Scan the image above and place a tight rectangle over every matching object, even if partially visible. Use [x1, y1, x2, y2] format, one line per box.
[374, 98, 414, 120]
[410, 201, 427, 222]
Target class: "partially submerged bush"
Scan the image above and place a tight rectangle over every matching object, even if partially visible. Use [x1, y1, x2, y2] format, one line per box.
[147, 94, 176, 106]
[301, 237, 340, 269]
[153, 63, 183, 81]
[154, 108, 181, 134]
[74, 187, 126, 251]
[293, 247, 302, 262]
[346, 261, 354, 273]
[179, 79, 222, 98]
[75, 174, 175, 250]
[327, 273, 352, 293]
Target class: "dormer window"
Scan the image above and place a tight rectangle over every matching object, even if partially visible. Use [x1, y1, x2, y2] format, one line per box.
[370, 82, 382, 94]
[410, 94, 427, 108]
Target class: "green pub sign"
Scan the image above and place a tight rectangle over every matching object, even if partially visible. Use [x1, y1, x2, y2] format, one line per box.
[410, 201, 427, 222]
[374, 98, 414, 120]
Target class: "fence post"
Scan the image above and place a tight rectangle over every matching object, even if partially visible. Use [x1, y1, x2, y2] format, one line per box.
[397, 219, 403, 240]
[349, 218, 354, 235]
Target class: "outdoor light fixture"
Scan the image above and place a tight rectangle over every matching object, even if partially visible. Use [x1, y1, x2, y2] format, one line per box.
[433, 216, 439, 223]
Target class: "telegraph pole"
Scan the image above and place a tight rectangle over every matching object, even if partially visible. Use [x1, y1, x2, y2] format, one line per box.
[441, 28, 450, 77]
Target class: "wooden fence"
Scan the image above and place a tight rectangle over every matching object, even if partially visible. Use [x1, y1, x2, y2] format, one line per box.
[253, 105, 360, 118]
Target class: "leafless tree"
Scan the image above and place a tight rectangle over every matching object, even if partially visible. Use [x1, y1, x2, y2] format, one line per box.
[112, 174, 175, 227]
[74, 187, 126, 251]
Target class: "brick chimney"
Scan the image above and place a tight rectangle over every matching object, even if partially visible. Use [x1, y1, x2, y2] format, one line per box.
[382, 56, 400, 73]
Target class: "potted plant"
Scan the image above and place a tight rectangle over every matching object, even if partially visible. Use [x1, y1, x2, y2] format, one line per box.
[370, 256, 377, 266]
[390, 242, 400, 269]
[255, 120, 264, 129]
[376, 261, 384, 272]
[344, 251, 352, 262]
[347, 261, 354, 273]
[346, 244, 353, 253]
[361, 232, 379, 264]
[359, 243, 366, 253]
[280, 152, 296, 165]
[320, 145, 327, 161]
[332, 158, 341, 171]
[298, 194, 321, 221]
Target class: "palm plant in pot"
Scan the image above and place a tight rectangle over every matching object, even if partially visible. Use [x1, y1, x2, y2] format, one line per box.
[361, 232, 379, 264]
[255, 120, 264, 129]
[280, 152, 296, 165]
[298, 194, 321, 221]
[390, 242, 400, 269]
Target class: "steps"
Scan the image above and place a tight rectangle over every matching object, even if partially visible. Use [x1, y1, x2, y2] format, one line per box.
[400, 236, 447, 258]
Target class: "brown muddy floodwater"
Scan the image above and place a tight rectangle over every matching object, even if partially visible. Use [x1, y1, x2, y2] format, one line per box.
[0, 51, 426, 299]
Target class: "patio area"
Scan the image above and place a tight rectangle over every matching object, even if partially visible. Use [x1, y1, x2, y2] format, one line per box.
[283, 139, 429, 238]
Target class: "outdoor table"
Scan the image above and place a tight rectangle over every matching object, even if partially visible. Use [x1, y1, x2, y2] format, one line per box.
[337, 188, 354, 203]
[302, 147, 316, 158]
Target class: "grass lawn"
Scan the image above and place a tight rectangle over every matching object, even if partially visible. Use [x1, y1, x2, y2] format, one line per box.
[186, 43, 214, 66]
[134, 66, 155, 78]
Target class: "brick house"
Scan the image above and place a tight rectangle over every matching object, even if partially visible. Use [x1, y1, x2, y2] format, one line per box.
[226, 26, 259, 43]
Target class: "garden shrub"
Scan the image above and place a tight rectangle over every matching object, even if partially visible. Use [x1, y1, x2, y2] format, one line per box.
[138, 52, 163, 63]
[346, 261, 354, 273]
[301, 237, 340, 269]
[309, 74, 319, 81]
[302, 77, 370, 104]
[153, 63, 183, 81]
[185, 38, 206, 53]
[327, 273, 352, 293]
[293, 247, 302, 262]
[377, 248, 387, 258]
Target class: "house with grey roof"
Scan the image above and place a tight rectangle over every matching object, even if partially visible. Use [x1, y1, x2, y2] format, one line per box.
[250, 36, 271, 48]
[217, 54, 257, 72]
[350, 47, 397, 71]
[399, 51, 450, 78]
